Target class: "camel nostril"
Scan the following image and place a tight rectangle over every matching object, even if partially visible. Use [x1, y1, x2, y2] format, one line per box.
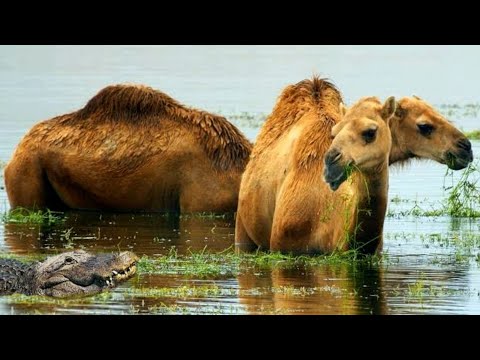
[325, 149, 342, 165]
[457, 138, 472, 152]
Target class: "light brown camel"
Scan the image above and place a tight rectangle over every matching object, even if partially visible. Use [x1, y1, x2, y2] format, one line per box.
[389, 95, 472, 168]
[237, 94, 395, 254]
[235, 77, 473, 254]
[4, 84, 252, 212]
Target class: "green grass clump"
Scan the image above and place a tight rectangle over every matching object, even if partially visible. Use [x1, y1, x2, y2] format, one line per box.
[388, 161, 480, 218]
[137, 247, 382, 278]
[2, 208, 65, 226]
[0, 252, 45, 262]
[465, 130, 480, 140]
[442, 162, 480, 217]
[124, 284, 230, 299]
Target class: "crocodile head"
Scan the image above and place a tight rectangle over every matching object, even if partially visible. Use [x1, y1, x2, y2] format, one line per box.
[29, 250, 138, 297]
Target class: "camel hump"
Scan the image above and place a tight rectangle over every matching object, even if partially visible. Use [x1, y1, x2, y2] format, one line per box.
[77, 84, 185, 121]
[75, 83, 252, 170]
[253, 76, 342, 156]
[287, 76, 340, 104]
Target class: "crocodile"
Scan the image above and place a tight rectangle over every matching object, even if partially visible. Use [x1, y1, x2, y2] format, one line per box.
[0, 250, 138, 297]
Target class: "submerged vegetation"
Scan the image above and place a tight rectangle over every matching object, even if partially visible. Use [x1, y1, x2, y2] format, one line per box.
[442, 162, 480, 217]
[388, 161, 480, 218]
[1, 207, 65, 226]
[137, 246, 383, 278]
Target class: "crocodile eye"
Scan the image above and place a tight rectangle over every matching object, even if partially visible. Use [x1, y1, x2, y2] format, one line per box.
[65, 257, 76, 264]
[417, 123, 434, 136]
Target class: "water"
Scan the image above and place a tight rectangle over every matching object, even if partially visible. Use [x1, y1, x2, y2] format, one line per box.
[0, 45, 479, 314]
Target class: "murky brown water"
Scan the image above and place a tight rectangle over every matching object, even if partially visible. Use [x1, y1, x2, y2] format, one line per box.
[1, 211, 479, 314]
[1, 46, 480, 314]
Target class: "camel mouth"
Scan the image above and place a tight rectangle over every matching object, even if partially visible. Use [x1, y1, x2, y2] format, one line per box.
[445, 150, 473, 170]
[324, 164, 349, 191]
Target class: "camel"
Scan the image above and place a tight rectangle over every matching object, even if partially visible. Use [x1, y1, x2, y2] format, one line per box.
[235, 77, 473, 254]
[237, 94, 396, 254]
[4, 84, 252, 212]
[388, 95, 472, 168]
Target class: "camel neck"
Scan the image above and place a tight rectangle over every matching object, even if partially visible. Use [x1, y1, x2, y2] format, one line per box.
[349, 166, 389, 254]
[389, 116, 411, 165]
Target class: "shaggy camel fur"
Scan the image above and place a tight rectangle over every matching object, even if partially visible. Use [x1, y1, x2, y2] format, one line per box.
[235, 77, 473, 254]
[4, 84, 252, 212]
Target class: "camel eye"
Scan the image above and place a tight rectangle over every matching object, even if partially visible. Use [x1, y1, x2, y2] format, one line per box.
[418, 123, 434, 136]
[362, 129, 377, 143]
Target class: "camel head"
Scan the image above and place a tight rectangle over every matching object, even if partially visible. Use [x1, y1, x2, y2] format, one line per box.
[324, 96, 396, 191]
[391, 96, 473, 170]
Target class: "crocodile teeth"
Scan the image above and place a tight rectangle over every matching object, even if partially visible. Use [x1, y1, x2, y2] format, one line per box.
[106, 280, 111, 286]
[112, 271, 118, 275]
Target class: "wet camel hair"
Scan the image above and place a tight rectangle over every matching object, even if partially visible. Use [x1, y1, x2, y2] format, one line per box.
[4, 84, 252, 212]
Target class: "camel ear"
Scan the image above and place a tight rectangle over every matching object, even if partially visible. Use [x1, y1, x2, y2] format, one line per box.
[412, 95, 422, 100]
[339, 102, 348, 117]
[331, 121, 346, 139]
[395, 102, 407, 120]
[381, 96, 396, 121]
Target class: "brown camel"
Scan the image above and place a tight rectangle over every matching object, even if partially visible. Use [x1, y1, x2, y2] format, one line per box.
[235, 77, 473, 254]
[389, 95, 472, 168]
[236, 93, 395, 254]
[4, 84, 252, 212]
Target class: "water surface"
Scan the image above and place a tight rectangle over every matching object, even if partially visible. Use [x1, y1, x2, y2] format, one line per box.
[0, 45, 479, 314]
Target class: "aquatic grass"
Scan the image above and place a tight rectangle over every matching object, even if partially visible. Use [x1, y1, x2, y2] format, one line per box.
[442, 162, 480, 217]
[394, 279, 476, 300]
[145, 302, 246, 315]
[2, 207, 65, 226]
[465, 130, 480, 140]
[271, 285, 343, 297]
[387, 199, 445, 218]
[390, 195, 410, 204]
[0, 252, 46, 262]
[406, 279, 425, 298]
[137, 247, 241, 278]
[124, 284, 231, 299]
[2, 291, 115, 306]
[420, 232, 480, 250]
[3, 294, 79, 305]
[387, 162, 480, 218]
[137, 247, 384, 278]
[146, 211, 235, 221]
[179, 212, 234, 220]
